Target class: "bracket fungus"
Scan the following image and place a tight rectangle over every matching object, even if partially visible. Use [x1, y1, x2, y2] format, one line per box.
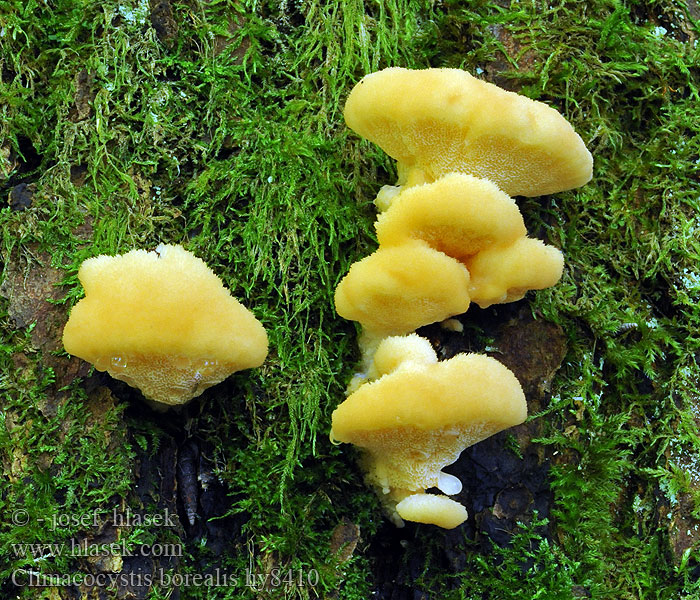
[332, 67, 592, 528]
[331, 334, 526, 528]
[62, 244, 268, 407]
[466, 237, 565, 308]
[374, 172, 526, 260]
[335, 66, 591, 335]
[335, 171, 565, 334]
[334, 240, 471, 337]
[344, 67, 592, 197]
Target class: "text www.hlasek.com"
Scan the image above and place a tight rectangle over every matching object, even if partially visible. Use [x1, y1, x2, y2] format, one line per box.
[12, 539, 182, 559]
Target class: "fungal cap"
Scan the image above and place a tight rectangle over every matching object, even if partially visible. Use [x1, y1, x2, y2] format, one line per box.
[334, 240, 471, 336]
[62, 244, 268, 405]
[344, 67, 593, 197]
[395, 494, 468, 529]
[331, 351, 526, 502]
[367, 333, 438, 381]
[465, 237, 564, 308]
[375, 173, 526, 260]
[331, 353, 526, 442]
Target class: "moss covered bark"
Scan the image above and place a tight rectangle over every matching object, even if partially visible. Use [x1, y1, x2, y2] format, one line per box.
[1, 1, 699, 598]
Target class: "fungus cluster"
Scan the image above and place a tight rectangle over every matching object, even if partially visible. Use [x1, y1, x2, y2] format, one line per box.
[330, 335, 526, 528]
[63, 244, 268, 407]
[331, 68, 592, 528]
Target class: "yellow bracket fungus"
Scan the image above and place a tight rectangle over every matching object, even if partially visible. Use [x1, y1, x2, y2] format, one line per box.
[344, 67, 592, 197]
[62, 244, 268, 407]
[335, 171, 566, 333]
[366, 332, 437, 380]
[331, 335, 526, 529]
[375, 173, 526, 260]
[466, 237, 565, 308]
[334, 240, 470, 336]
[332, 67, 592, 528]
[395, 494, 468, 530]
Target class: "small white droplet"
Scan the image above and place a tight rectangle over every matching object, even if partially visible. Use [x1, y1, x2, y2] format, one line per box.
[437, 472, 463, 495]
[111, 356, 127, 369]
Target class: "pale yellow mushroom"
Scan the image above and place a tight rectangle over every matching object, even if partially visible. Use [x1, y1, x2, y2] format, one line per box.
[464, 237, 564, 308]
[62, 244, 268, 406]
[344, 67, 593, 197]
[395, 494, 469, 530]
[334, 240, 471, 336]
[375, 173, 526, 260]
[346, 332, 439, 394]
[367, 332, 437, 380]
[331, 343, 526, 528]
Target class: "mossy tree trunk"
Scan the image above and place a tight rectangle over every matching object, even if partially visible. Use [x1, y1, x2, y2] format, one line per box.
[1, 1, 699, 599]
